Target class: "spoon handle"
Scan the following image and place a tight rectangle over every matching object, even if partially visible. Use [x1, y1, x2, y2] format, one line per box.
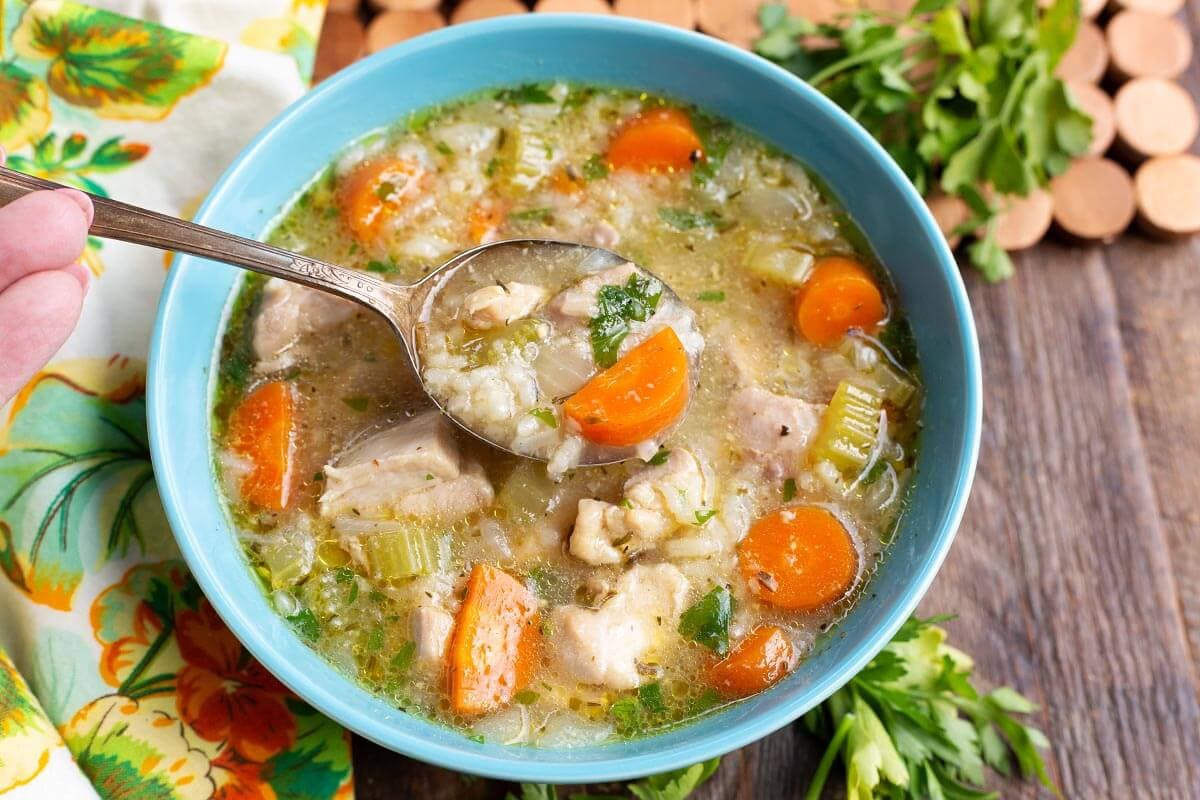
[0, 165, 409, 326]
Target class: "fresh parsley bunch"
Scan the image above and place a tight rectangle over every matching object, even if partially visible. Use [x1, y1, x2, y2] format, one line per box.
[755, 0, 1091, 281]
[507, 759, 720, 800]
[801, 616, 1055, 799]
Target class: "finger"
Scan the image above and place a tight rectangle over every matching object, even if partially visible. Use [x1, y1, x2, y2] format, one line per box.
[56, 188, 95, 227]
[0, 269, 87, 404]
[0, 190, 91, 293]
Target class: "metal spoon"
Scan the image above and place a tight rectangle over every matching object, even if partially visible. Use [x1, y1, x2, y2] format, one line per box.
[0, 166, 696, 465]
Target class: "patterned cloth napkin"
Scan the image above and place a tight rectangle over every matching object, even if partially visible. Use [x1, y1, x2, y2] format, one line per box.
[0, 1, 356, 798]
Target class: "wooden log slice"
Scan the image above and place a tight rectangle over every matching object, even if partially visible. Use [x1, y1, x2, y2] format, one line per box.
[1068, 80, 1116, 157]
[366, 10, 445, 54]
[1050, 157, 1137, 242]
[314, 12, 366, 82]
[1113, 78, 1199, 161]
[534, 0, 613, 12]
[451, 0, 530, 24]
[1055, 21, 1108, 84]
[370, 0, 440, 11]
[1106, 10, 1192, 82]
[993, 189, 1055, 252]
[1134, 154, 1200, 238]
[925, 193, 971, 250]
[612, 0, 696, 29]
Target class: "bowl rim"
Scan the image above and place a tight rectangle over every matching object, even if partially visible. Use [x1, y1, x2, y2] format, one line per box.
[148, 13, 981, 783]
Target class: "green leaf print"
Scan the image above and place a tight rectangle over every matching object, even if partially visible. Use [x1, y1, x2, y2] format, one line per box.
[12, 0, 227, 121]
[0, 649, 61, 792]
[0, 372, 172, 610]
[265, 700, 353, 800]
[63, 695, 215, 800]
[0, 61, 52, 153]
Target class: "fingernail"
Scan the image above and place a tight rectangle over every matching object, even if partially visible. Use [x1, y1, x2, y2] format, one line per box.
[63, 262, 91, 292]
[55, 188, 95, 227]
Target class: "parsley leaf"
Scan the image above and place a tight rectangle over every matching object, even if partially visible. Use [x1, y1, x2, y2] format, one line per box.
[390, 641, 416, 672]
[677, 586, 733, 656]
[510, 207, 553, 224]
[435, 140, 453, 156]
[342, 396, 369, 412]
[658, 207, 731, 232]
[529, 407, 558, 428]
[583, 153, 609, 180]
[647, 447, 671, 466]
[286, 608, 320, 642]
[334, 567, 355, 583]
[366, 259, 398, 274]
[694, 508, 716, 526]
[628, 760, 721, 800]
[755, 0, 1090, 281]
[588, 274, 664, 367]
[782, 477, 797, 501]
[696, 290, 725, 302]
[496, 83, 556, 104]
[637, 682, 668, 714]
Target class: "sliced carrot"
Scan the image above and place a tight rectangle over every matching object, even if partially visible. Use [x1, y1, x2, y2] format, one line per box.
[738, 506, 858, 612]
[793, 257, 887, 346]
[338, 157, 426, 242]
[708, 625, 797, 699]
[448, 564, 541, 716]
[228, 381, 295, 511]
[563, 327, 689, 447]
[467, 198, 506, 244]
[606, 108, 703, 173]
[550, 166, 586, 195]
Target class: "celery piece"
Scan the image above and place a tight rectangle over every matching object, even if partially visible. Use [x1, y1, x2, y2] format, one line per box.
[365, 529, 441, 581]
[260, 540, 310, 588]
[501, 118, 555, 192]
[872, 360, 917, 408]
[744, 241, 814, 286]
[811, 381, 883, 473]
[497, 461, 557, 525]
[457, 318, 546, 367]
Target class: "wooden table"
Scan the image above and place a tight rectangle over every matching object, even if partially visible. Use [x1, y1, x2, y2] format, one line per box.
[348, 5, 1200, 798]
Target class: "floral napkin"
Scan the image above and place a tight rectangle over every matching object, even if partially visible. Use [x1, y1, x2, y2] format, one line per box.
[0, 1, 356, 798]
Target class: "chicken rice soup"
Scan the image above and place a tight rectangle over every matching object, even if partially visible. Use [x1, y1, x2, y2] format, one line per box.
[214, 84, 923, 746]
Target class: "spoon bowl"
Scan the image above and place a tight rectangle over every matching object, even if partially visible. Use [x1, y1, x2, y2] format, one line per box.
[0, 166, 696, 464]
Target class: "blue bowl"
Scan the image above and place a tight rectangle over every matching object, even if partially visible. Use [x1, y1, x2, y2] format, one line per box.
[148, 14, 981, 784]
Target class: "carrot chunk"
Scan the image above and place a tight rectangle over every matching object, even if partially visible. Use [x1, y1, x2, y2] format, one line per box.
[738, 506, 858, 612]
[606, 108, 704, 173]
[793, 257, 887, 346]
[563, 326, 689, 447]
[228, 381, 295, 511]
[467, 198, 506, 244]
[338, 157, 426, 242]
[448, 564, 541, 716]
[708, 625, 797, 699]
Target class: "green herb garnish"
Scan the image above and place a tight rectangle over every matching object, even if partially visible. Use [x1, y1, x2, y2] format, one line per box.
[589, 274, 664, 367]
[583, 153, 609, 181]
[515, 690, 540, 705]
[677, 586, 732, 656]
[485, 156, 501, 177]
[694, 509, 716, 526]
[365, 626, 385, 652]
[755, 0, 1090, 281]
[435, 140, 453, 155]
[366, 259, 398, 275]
[390, 641, 416, 672]
[637, 682, 668, 714]
[287, 608, 320, 642]
[334, 567, 355, 584]
[509, 207, 553, 224]
[496, 84, 556, 105]
[347, 581, 359, 604]
[696, 290, 725, 302]
[658, 207, 731, 232]
[342, 396, 369, 412]
[374, 181, 394, 202]
[782, 477, 797, 502]
[647, 447, 670, 466]
[529, 407, 558, 428]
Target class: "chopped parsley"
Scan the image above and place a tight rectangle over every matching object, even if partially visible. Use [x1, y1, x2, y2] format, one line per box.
[365, 626, 385, 652]
[678, 586, 733, 656]
[782, 477, 797, 502]
[342, 396, 369, 412]
[694, 508, 717, 526]
[529, 407, 558, 428]
[658, 207, 732, 232]
[637, 682, 668, 714]
[509, 207, 553, 224]
[347, 581, 359, 604]
[435, 140, 453, 155]
[515, 690, 539, 705]
[696, 290, 726, 302]
[589, 273, 664, 367]
[582, 153, 609, 181]
[374, 181, 394, 201]
[287, 608, 320, 642]
[647, 447, 671, 466]
[334, 567, 355, 584]
[390, 641, 416, 672]
[484, 156, 501, 177]
[365, 259, 396, 275]
[495, 83, 556, 104]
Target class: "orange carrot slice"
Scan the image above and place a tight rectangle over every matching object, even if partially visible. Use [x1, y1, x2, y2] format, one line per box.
[708, 625, 797, 699]
[563, 326, 689, 447]
[550, 166, 586, 195]
[448, 564, 541, 715]
[467, 198, 506, 244]
[606, 108, 703, 173]
[793, 257, 887, 346]
[738, 506, 858, 612]
[228, 381, 295, 511]
[338, 157, 426, 242]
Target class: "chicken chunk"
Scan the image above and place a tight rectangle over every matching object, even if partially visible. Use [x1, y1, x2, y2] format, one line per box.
[545, 262, 638, 321]
[728, 386, 824, 476]
[568, 449, 710, 565]
[252, 278, 357, 373]
[550, 564, 689, 689]
[319, 410, 494, 519]
[410, 605, 454, 663]
[462, 282, 549, 330]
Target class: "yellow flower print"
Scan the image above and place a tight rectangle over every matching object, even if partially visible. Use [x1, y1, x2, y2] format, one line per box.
[0, 63, 52, 153]
[0, 649, 62, 792]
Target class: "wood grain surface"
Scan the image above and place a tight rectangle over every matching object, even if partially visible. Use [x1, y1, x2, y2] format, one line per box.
[344, 2, 1200, 796]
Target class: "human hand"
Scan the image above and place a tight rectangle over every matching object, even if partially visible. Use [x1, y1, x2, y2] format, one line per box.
[0, 162, 94, 405]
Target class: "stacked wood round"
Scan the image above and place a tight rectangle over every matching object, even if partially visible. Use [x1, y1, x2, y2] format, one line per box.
[313, 0, 1200, 244]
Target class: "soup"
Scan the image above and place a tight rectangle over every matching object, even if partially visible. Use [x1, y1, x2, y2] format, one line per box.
[213, 83, 922, 746]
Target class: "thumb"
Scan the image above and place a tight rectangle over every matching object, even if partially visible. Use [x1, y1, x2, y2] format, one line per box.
[0, 267, 87, 404]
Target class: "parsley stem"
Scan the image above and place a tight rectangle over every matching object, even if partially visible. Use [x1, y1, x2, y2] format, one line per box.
[809, 34, 926, 87]
[804, 712, 855, 800]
